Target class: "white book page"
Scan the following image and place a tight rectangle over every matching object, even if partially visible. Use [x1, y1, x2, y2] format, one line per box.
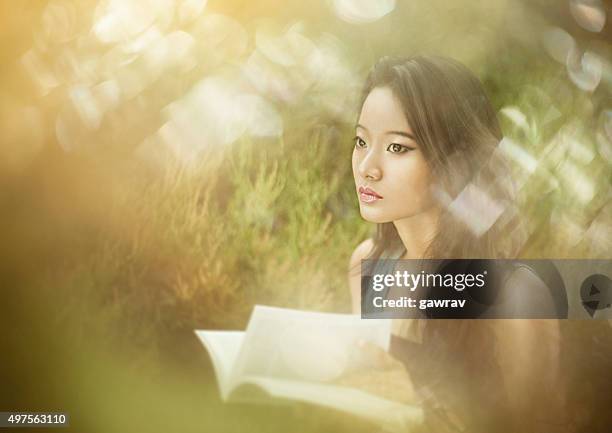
[240, 375, 423, 429]
[194, 330, 245, 399]
[232, 305, 392, 383]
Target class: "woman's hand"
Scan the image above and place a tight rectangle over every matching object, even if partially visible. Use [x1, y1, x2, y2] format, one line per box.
[331, 340, 420, 405]
[355, 339, 406, 370]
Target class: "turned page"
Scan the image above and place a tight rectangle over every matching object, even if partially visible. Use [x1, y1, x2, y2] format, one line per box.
[194, 330, 245, 399]
[231, 305, 392, 383]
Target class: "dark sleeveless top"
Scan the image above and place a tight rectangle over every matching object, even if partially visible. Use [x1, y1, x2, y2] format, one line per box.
[365, 246, 574, 432]
[367, 248, 612, 432]
[363, 246, 569, 320]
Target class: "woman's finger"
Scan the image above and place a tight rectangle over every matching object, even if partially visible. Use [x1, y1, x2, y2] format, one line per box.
[357, 340, 403, 370]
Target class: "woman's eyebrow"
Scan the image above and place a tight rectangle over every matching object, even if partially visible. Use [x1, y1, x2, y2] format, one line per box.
[355, 124, 416, 140]
[386, 130, 416, 140]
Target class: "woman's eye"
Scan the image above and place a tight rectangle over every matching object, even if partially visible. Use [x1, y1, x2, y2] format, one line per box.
[354, 137, 367, 148]
[387, 143, 413, 153]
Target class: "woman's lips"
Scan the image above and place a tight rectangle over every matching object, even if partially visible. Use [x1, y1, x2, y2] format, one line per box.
[359, 186, 383, 203]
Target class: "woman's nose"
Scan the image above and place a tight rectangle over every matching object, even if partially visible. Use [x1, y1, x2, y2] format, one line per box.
[358, 151, 382, 181]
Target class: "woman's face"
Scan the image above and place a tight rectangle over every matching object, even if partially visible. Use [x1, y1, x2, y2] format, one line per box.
[352, 86, 435, 223]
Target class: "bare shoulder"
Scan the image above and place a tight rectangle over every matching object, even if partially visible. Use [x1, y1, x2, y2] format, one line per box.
[348, 238, 374, 314]
[496, 264, 563, 316]
[348, 238, 375, 271]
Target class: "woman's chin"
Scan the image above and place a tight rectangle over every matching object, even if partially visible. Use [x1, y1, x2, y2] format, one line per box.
[359, 208, 392, 224]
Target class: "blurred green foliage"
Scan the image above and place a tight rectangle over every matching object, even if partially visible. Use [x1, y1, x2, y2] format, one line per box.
[1, 0, 610, 432]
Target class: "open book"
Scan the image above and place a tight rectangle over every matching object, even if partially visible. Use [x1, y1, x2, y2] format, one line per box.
[195, 305, 423, 430]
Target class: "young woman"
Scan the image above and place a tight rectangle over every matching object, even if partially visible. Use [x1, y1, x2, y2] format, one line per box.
[347, 56, 568, 432]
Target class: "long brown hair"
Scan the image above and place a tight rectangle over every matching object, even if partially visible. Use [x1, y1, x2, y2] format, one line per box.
[354, 55, 524, 431]
[358, 55, 523, 261]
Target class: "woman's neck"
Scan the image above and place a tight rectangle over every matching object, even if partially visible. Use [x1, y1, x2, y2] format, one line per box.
[393, 206, 441, 259]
